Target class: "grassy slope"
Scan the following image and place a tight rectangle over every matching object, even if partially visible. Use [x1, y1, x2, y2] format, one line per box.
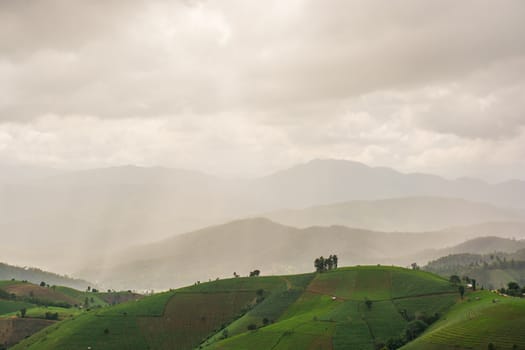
[0, 281, 81, 321]
[0, 281, 78, 305]
[54, 286, 107, 307]
[11, 266, 525, 350]
[205, 266, 458, 350]
[402, 290, 525, 350]
[0, 299, 34, 315]
[0, 281, 112, 319]
[11, 276, 290, 350]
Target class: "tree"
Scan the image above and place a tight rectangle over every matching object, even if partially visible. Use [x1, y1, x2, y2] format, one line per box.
[20, 308, 26, 318]
[411, 262, 419, 270]
[314, 257, 324, 273]
[459, 285, 465, 299]
[45, 312, 59, 320]
[449, 275, 461, 284]
[471, 279, 477, 291]
[39, 281, 46, 287]
[365, 298, 372, 310]
[405, 320, 428, 341]
[249, 270, 260, 277]
[221, 329, 229, 339]
[314, 254, 338, 273]
[327, 255, 334, 270]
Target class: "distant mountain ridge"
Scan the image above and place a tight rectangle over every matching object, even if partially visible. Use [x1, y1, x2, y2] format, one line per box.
[2, 159, 525, 274]
[77, 218, 525, 290]
[263, 196, 525, 232]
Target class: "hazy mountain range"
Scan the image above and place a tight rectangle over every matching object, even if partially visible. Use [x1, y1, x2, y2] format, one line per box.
[1, 159, 525, 279]
[77, 218, 525, 290]
[264, 196, 525, 232]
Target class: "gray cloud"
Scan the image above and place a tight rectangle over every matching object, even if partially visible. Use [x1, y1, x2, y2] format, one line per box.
[2, 0, 525, 120]
[1, 0, 525, 180]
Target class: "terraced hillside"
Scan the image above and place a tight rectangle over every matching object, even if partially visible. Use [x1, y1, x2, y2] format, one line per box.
[10, 266, 478, 350]
[402, 290, 525, 350]
[0, 280, 141, 348]
[203, 266, 458, 350]
[10, 275, 306, 350]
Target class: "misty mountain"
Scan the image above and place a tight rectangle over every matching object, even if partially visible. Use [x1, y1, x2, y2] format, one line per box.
[251, 159, 525, 209]
[0, 165, 62, 185]
[77, 218, 525, 290]
[2, 159, 525, 273]
[404, 235, 525, 266]
[263, 196, 525, 232]
[443, 236, 525, 255]
[0, 261, 92, 290]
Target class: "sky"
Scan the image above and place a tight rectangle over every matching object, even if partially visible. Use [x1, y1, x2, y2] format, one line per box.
[1, 0, 525, 181]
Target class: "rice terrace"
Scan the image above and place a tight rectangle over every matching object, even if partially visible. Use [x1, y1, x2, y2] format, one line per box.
[2, 265, 524, 349]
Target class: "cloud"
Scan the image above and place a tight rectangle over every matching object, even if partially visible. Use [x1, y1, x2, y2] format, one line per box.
[1, 0, 525, 180]
[2, 0, 525, 120]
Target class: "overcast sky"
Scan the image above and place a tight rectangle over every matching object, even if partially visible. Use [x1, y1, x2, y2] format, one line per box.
[1, 0, 524, 181]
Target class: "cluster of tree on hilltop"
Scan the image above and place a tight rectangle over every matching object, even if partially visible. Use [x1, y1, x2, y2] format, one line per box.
[314, 254, 338, 272]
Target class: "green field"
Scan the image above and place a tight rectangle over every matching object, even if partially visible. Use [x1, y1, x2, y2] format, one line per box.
[204, 266, 459, 350]
[0, 299, 34, 315]
[6, 266, 525, 350]
[0, 280, 146, 348]
[402, 290, 525, 350]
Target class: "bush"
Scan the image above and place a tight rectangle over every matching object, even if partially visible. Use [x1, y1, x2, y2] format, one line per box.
[405, 320, 428, 341]
[247, 324, 257, 331]
[44, 312, 59, 320]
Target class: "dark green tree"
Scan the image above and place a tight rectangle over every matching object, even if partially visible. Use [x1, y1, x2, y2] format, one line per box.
[314, 257, 326, 273]
[405, 320, 428, 341]
[449, 275, 461, 284]
[365, 298, 372, 310]
[459, 285, 465, 299]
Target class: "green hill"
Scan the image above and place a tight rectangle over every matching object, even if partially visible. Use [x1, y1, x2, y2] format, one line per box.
[0, 262, 92, 291]
[424, 248, 525, 289]
[9, 266, 477, 350]
[401, 290, 525, 350]
[0, 280, 142, 348]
